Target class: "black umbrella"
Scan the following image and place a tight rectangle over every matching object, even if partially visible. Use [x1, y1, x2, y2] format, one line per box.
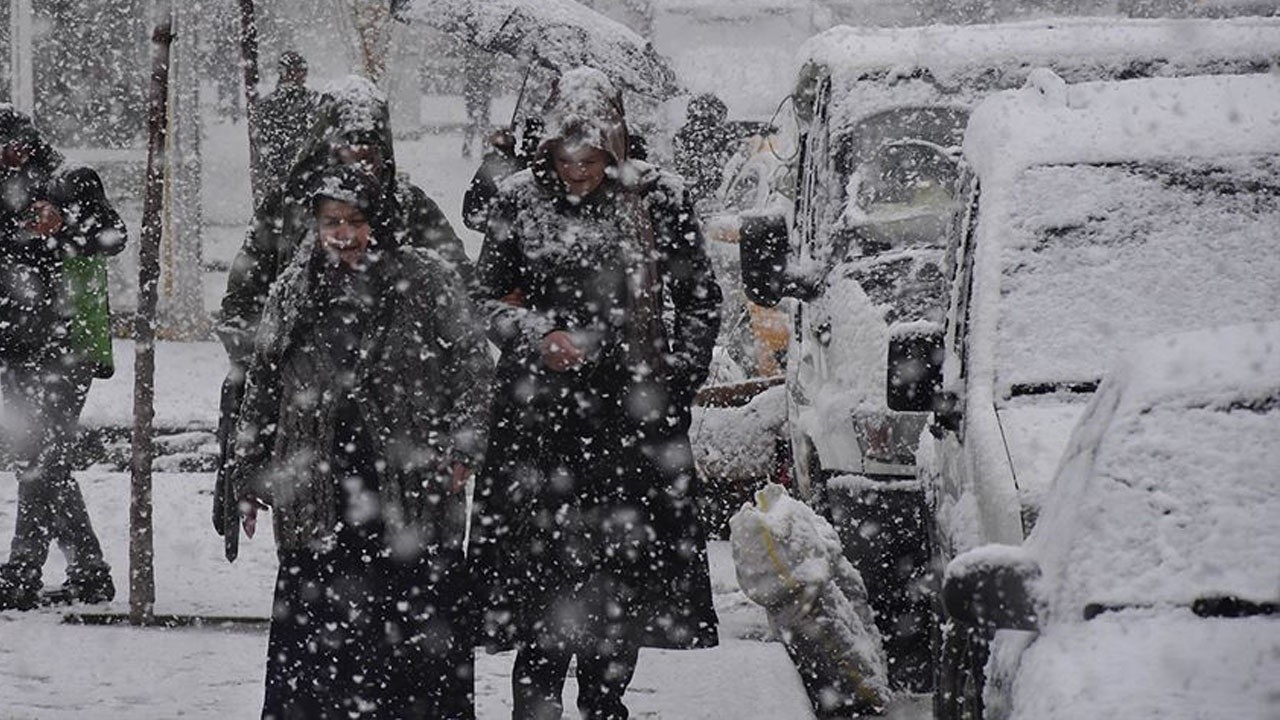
[400, 0, 680, 99]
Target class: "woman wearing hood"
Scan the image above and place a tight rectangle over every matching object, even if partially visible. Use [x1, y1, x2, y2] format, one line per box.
[215, 76, 473, 554]
[227, 165, 491, 719]
[473, 67, 722, 719]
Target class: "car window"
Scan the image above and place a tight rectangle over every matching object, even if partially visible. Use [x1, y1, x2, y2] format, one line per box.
[992, 155, 1280, 395]
[834, 106, 968, 182]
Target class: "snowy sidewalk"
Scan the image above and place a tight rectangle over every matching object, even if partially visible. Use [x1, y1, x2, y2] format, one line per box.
[0, 470, 825, 719]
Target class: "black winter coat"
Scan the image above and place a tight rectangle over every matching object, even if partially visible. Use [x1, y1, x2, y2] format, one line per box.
[0, 161, 126, 364]
[229, 242, 492, 553]
[472, 161, 723, 651]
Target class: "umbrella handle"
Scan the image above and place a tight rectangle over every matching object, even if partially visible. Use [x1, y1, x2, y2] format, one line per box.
[510, 63, 533, 130]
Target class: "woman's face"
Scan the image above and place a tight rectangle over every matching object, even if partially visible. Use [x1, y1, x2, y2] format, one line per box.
[553, 144, 611, 199]
[316, 198, 372, 269]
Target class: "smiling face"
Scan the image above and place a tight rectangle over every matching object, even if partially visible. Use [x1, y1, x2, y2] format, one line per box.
[316, 198, 372, 269]
[553, 144, 611, 199]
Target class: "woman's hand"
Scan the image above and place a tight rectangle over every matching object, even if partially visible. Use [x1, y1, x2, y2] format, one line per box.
[448, 462, 471, 494]
[24, 200, 63, 236]
[240, 494, 270, 539]
[540, 330, 586, 372]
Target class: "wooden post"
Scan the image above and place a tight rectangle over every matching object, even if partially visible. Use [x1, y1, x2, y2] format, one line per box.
[131, 15, 174, 627]
[238, 0, 262, 208]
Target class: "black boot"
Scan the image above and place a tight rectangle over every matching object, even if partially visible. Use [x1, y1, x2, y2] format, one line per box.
[0, 563, 41, 611]
[54, 564, 115, 604]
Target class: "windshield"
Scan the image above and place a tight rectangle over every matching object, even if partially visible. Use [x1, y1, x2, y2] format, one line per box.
[995, 156, 1280, 393]
[835, 106, 968, 180]
[831, 107, 968, 256]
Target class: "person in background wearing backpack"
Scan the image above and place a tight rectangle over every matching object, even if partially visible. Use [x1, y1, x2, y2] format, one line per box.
[0, 105, 126, 611]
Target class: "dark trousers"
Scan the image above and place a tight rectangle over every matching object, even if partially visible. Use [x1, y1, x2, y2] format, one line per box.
[512, 635, 640, 720]
[1, 358, 106, 587]
[263, 523, 475, 720]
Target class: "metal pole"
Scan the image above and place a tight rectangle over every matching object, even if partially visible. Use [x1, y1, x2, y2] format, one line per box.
[237, 0, 262, 208]
[9, 0, 34, 113]
[131, 15, 174, 627]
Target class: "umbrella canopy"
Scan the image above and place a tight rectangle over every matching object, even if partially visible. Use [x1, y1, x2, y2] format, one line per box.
[401, 0, 680, 99]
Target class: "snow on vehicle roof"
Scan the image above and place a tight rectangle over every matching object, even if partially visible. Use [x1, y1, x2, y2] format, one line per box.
[1104, 321, 1280, 421]
[964, 72, 1280, 180]
[799, 16, 1280, 84]
[1030, 321, 1280, 617]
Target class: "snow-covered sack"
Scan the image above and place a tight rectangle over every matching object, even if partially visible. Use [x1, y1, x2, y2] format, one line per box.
[730, 484, 889, 713]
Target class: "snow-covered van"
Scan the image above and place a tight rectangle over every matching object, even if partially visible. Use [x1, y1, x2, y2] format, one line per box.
[921, 72, 1280, 718]
[738, 16, 1280, 690]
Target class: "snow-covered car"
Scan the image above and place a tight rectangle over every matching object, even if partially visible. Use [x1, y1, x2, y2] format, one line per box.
[739, 15, 1280, 691]
[941, 321, 1280, 720]
[918, 72, 1280, 718]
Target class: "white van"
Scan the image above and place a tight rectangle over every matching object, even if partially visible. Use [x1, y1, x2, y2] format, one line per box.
[923, 71, 1280, 718]
[739, 16, 1280, 691]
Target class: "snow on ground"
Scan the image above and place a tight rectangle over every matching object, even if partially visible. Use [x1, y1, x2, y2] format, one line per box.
[0, 468, 814, 718]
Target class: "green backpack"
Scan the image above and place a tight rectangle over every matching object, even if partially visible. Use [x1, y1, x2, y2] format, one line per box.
[62, 256, 114, 379]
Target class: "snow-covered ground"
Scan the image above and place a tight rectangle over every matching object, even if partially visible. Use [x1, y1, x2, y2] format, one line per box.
[0, 469, 814, 719]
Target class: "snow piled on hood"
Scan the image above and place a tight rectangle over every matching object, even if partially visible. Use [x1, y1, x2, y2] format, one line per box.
[1028, 322, 1280, 620]
[540, 66, 629, 163]
[319, 75, 388, 136]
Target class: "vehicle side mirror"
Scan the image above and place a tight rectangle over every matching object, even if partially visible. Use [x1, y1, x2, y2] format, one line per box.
[739, 210, 819, 307]
[943, 545, 1041, 632]
[739, 210, 791, 307]
[930, 390, 962, 438]
[887, 329, 944, 411]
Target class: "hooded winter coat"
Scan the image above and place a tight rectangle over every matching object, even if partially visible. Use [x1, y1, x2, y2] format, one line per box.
[218, 76, 471, 366]
[472, 68, 722, 651]
[228, 226, 492, 553]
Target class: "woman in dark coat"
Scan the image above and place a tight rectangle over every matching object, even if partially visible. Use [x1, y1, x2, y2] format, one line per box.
[473, 66, 723, 720]
[228, 166, 491, 719]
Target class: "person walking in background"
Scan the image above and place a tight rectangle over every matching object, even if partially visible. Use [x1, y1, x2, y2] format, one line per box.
[227, 166, 491, 719]
[253, 50, 318, 206]
[0, 105, 126, 611]
[461, 116, 542, 234]
[214, 76, 472, 550]
[672, 92, 739, 207]
[472, 66, 722, 720]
